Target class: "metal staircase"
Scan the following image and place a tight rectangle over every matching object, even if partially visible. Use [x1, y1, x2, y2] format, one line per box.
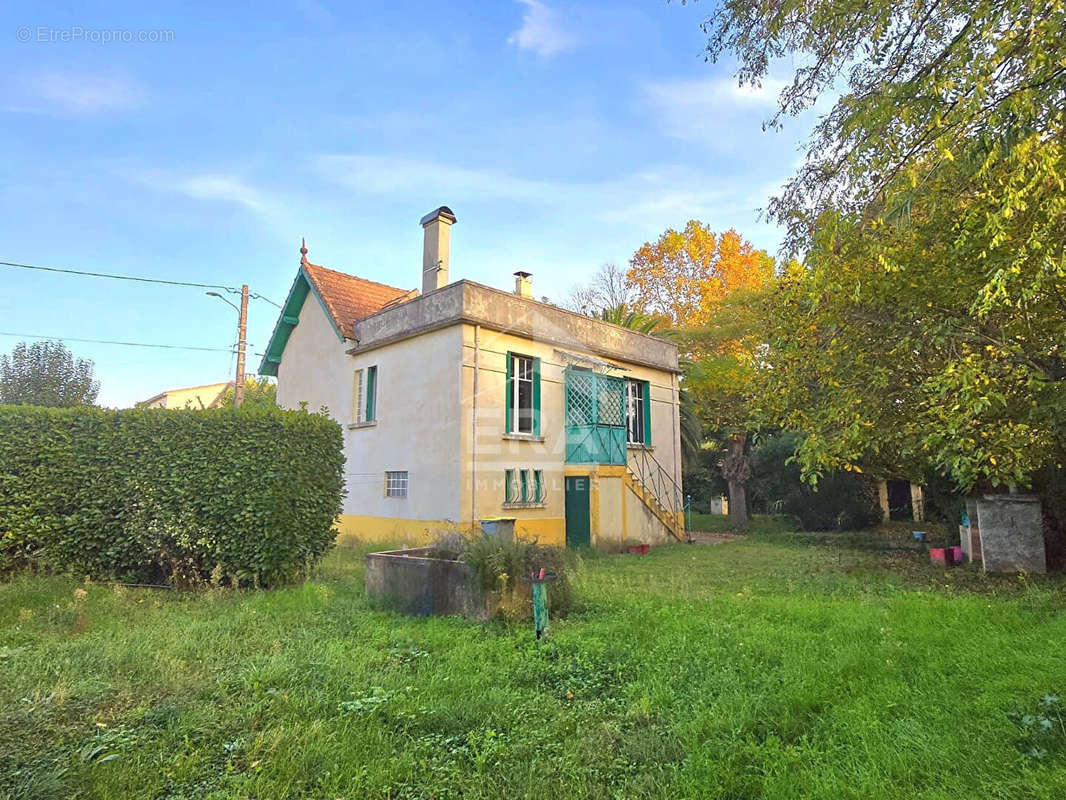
[626, 447, 686, 542]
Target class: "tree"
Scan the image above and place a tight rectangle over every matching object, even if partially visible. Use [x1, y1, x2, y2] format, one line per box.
[627, 221, 774, 328]
[755, 159, 1066, 491]
[625, 220, 776, 530]
[698, 0, 1066, 256]
[697, 0, 1066, 491]
[219, 377, 277, 410]
[681, 286, 772, 529]
[597, 303, 666, 335]
[0, 340, 99, 407]
[566, 262, 636, 316]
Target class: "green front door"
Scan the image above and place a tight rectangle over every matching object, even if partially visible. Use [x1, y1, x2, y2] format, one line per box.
[565, 476, 591, 548]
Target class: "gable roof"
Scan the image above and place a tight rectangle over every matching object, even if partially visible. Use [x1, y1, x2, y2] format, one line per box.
[301, 261, 417, 340]
[258, 257, 417, 376]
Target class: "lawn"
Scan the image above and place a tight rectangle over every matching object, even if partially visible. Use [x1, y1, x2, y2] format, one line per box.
[2, 536, 1066, 799]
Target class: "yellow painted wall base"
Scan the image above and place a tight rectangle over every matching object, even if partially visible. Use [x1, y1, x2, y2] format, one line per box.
[334, 514, 565, 548]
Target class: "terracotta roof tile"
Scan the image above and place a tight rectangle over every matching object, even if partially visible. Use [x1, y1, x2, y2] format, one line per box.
[301, 260, 417, 338]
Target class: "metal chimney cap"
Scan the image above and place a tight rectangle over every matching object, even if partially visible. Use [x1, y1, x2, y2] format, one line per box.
[420, 206, 457, 226]
[513, 270, 532, 278]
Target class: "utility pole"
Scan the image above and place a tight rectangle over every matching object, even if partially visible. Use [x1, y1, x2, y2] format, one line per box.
[235, 284, 249, 408]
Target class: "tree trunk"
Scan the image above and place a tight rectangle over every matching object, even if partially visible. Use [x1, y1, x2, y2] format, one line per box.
[723, 431, 752, 532]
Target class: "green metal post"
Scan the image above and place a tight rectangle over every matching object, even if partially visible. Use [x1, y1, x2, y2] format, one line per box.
[532, 581, 549, 638]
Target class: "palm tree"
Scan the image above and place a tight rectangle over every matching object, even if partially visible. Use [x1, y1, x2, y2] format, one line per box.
[597, 304, 665, 335]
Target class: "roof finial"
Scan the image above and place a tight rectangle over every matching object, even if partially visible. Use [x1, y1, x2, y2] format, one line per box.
[299, 237, 308, 262]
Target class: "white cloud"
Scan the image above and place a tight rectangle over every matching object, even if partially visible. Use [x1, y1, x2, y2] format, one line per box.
[640, 76, 790, 144]
[508, 0, 576, 57]
[173, 174, 266, 210]
[26, 72, 144, 115]
[315, 154, 553, 201]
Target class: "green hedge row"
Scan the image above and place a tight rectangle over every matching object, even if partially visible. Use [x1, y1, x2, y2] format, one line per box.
[0, 405, 344, 586]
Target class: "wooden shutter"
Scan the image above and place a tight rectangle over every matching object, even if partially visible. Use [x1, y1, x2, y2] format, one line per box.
[532, 357, 542, 436]
[505, 353, 513, 434]
[366, 366, 377, 421]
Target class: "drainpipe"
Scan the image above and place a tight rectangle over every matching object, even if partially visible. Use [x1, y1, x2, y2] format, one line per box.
[471, 324, 480, 532]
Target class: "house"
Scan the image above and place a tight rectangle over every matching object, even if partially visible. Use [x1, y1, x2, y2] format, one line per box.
[259, 207, 685, 548]
[138, 381, 234, 409]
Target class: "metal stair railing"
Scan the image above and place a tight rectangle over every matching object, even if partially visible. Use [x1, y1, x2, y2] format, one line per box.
[626, 447, 684, 535]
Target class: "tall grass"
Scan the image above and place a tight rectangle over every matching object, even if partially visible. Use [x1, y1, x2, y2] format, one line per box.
[2, 538, 1066, 798]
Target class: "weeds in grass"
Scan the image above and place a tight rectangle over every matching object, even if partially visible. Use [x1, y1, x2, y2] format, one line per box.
[430, 532, 578, 615]
[1011, 693, 1066, 761]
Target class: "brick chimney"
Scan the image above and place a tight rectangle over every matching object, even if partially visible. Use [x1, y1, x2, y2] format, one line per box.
[420, 206, 456, 294]
[514, 270, 533, 299]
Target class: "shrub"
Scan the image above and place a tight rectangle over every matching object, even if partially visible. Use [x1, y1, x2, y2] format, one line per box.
[0, 405, 344, 586]
[432, 533, 576, 616]
[749, 433, 882, 531]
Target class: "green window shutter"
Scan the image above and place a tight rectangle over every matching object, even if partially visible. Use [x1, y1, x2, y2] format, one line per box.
[366, 366, 377, 422]
[521, 469, 529, 503]
[534, 470, 543, 503]
[505, 469, 514, 503]
[642, 381, 652, 445]
[505, 353, 513, 434]
[532, 357, 542, 436]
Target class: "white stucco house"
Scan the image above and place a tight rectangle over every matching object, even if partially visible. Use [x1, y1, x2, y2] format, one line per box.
[260, 207, 685, 548]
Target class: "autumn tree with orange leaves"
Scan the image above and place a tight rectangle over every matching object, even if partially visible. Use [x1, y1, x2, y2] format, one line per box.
[627, 221, 774, 329]
[627, 221, 775, 530]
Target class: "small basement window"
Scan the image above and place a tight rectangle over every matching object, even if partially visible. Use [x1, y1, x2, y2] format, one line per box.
[385, 471, 408, 497]
[504, 468, 545, 505]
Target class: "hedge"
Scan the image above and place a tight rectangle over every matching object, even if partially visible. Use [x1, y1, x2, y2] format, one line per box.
[0, 405, 344, 586]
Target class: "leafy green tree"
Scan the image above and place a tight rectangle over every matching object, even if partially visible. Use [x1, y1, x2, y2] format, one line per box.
[220, 377, 277, 410]
[681, 286, 773, 529]
[697, 0, 1066, 490]
[0, 340, 99, 407]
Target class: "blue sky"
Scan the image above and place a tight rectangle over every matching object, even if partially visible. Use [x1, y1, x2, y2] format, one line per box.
[0, 1, 811, 407]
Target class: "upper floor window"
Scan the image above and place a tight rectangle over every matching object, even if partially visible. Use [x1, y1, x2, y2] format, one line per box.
[625, 378, 651, 445]
[352, 365, 377, 424]
[506, 352, 540, 435]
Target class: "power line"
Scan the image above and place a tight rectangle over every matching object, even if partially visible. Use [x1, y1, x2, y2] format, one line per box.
[1, 259, 238, 292]
[0, 331, 241, 353]
[0, 259, 282, 306]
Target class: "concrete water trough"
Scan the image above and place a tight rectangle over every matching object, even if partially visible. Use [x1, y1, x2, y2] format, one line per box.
[365, 546, 492, 619]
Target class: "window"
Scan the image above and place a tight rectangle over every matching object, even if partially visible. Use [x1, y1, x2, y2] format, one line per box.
[385, 471, 408, 497]
[352, 366, 378, 424]
[506, 352, 540, 435]
[352, 369, 363, 423]
[504, 468, 545, 505]
[626, 379, 651, 445]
